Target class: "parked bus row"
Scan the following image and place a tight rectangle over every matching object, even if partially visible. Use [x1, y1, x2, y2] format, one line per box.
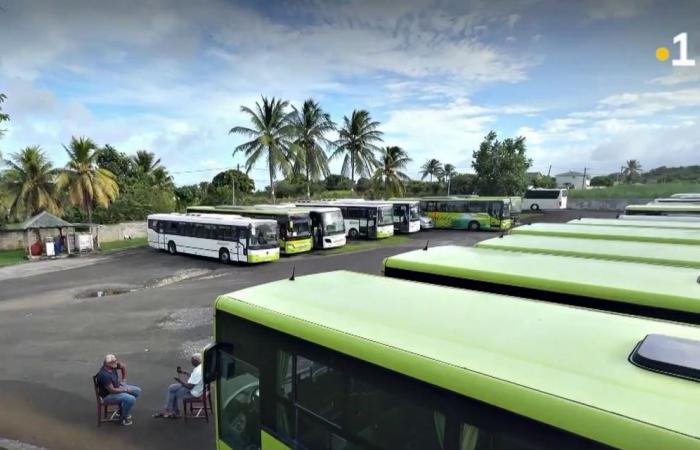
[204, 199, 700, 449]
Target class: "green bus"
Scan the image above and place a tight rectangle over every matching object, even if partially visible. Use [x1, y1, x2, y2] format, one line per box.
[455, 195, 523, 218]
[187, 206, 313, 255]
[419, 196, 513, 231]
[383, 245, 700, 324]
[569, 217, 700, 230]
[476, 234, 700, 269]
[204, 270, 700, 450]
[511, 222, 700, 245]
[625, 203, 700, 216]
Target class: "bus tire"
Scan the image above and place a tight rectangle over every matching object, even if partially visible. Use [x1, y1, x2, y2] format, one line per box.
[468, 221, 480, 231]
[348, 228, 359, 239]
[530, 204, 540, 211]
[168, 241, 177, 255]
[219, 248, 231, 264]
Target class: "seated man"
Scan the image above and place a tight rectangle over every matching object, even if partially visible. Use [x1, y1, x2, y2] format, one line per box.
[96, 354, 142, 426]
[155, 353, 203, 419]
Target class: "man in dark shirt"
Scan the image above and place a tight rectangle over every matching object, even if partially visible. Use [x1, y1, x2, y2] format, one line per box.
[96, 354, 142, 426]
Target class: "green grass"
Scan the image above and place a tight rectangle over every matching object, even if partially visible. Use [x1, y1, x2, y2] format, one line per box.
[0, 249, 26, 267]
[320, 235, 413, 256]
[101, 237, 148, 252]
[569, 182, 700, 199]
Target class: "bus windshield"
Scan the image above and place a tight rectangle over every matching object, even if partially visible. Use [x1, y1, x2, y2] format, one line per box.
[290, 215, 311, 238]
[249, 223, 277, 248]
[500, 202, 511, 218]
[409, 204, 420, 221]
[322, 210, 345, 235]
[378, 206, 393, 226]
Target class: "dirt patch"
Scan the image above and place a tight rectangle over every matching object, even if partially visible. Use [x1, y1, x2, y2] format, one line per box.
[156, 308, 212, 330]
[180, 338, 212, 359]
[0, 438, 47, 450]
[145, 268, 212, 288]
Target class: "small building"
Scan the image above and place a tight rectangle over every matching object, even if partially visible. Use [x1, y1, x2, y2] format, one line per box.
[555, 171, 590, 189]
[17, 211, 100, 259]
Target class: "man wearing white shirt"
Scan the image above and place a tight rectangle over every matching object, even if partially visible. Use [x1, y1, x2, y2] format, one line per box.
[155, 353, 203, 419]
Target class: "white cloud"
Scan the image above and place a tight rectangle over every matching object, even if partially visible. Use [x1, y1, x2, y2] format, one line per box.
[650, 67, 700, 86]
[584, 0, 653, 20]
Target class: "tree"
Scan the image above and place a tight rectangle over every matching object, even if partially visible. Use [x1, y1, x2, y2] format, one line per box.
[373, 146, 412, 197]
[230, 96, 295, 203]
[420, 158, 443, 183]
[132, 150, 162, 175]
[0, 94, 9, 159]
[622, 159, 642, 182]
[211, 169, 255, 195]
[331, 110, 382, 191]
[590, 175, 615, 187]
[443, 163, 457, 195]
[449, 174, 476, 195]
[325, 174, 352, 191]
[472, 131, 531, 196]
[530, 173, 557, 188]
[96, 145, 134, 183]
[289, 99, 335, 198]
[4, 146, 61, 219]
[57, 136, 119, 223]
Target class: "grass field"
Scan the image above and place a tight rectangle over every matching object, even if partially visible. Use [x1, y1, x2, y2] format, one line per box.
[569, 182, 700, 199]
[0, 249, 26, 267]
[101, 237, 148, 252]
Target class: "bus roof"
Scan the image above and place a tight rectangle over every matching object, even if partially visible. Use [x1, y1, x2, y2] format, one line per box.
[298, 200, 392, 208]
[511, 222, 700, 245]
[626, 204, 700, 213]
[383, 245, 700, 317]
[619, 214, 700, 222]
[216, 270, 700, 449]
[569, 217, 700, 230]
[147, 212, 275, 226]
[420, 196, 512, 202]
[476, 234, 700, 269]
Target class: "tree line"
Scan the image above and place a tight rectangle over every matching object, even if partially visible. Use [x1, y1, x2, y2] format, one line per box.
[1, 92, 536, 224]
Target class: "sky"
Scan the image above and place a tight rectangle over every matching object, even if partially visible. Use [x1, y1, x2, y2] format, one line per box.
[1, 0, 699, 188]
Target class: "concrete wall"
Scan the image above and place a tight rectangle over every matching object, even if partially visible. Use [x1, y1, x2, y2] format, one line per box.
[567, 198, 653, 211]
[98, 221, 147, 242]
[0, 221, 147, 251]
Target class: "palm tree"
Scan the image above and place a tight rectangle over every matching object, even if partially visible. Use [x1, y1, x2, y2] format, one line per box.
[57, 136, 119, 223]
[622, 159, 642, 182]
[331, 110, 383, 191]
[132, 150, 162, 175]
[420, 158, 443, 183]
[289, 99, 336, 198]
[0, 93, 9, 160]
[373, 146, 412, 197]
[4, 146, 61, 219]
[230, 96, 295, 202]
[443, 163, 457, 195]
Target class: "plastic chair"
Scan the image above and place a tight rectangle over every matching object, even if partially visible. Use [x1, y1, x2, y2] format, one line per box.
[182, 383, 211, 422]
[92, 375, 122, 426]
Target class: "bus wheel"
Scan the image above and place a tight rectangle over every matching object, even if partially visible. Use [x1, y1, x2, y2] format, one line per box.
[468, 221, 480, 231]
[348, 228, 359, 239]
[168, 241, 177, 255]
[219, 249, 230, 264]
[530, 204, 540, 211]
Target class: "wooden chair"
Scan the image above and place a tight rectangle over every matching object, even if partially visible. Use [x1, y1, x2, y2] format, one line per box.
[92, 375, 122, 426]
[182, 383, 212, 422]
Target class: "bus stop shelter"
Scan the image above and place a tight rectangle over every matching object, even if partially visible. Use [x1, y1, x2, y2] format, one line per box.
[20, 211, 75, 258]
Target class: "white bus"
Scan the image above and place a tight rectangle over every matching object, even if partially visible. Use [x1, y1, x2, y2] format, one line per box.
[147, 213, 279, 264]
[671, 193, 700, 199]
[652, 197, 700, 203]
[522, 188, 568, 210]
[619, 214, 700, 222]
[334, 198, 420, 234]
[297, 200, 395, 239]
[255, 204, 346, 249]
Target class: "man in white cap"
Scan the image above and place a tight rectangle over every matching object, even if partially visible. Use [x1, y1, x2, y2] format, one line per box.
[154, 353, 203, 419]
[96, 354, 142, 426]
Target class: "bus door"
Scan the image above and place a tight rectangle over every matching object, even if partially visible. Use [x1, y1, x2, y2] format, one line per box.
[157, 221, 166, 250]
[366, 208, 377, 239]
[311, 213, 322, 248]
[235, 227, 246, 262]
[394, 205, 407, 232]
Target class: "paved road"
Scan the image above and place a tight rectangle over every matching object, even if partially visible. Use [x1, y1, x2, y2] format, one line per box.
[0, 210, 615, 450]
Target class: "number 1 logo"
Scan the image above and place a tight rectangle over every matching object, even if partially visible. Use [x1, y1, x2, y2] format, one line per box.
[672, 32, 695, 67]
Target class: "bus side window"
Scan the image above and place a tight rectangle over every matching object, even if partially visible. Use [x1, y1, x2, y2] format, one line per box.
[436, 202, 447, 212]
[237, 227, 247, 242]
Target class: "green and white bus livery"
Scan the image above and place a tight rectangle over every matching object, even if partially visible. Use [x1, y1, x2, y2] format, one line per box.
[147, 213, 279, 264]
[419, 196, 513, 231]
[569, 217, 700, 230]
[188, 206, 313, 255]
[511, 222, 700, 245]
[297, 200, 394, 239]
[625, 203, 700, 216]
[204, 271, 700, 450]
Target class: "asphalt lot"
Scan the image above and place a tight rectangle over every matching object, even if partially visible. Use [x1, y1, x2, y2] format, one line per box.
[0, 209, 615, 450]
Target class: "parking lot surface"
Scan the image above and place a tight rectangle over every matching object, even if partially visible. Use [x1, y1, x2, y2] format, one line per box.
[0, 210, 614, 450]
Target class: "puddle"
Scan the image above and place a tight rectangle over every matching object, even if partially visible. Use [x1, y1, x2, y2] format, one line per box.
[75, 288, 136, 299]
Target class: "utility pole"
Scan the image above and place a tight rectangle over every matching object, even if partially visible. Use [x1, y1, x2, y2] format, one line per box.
[547, 165, 552, 177]
[581, 167, 587, 190]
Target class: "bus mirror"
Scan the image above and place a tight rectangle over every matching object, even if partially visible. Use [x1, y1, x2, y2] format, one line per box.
[203, 342, 234, 384]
